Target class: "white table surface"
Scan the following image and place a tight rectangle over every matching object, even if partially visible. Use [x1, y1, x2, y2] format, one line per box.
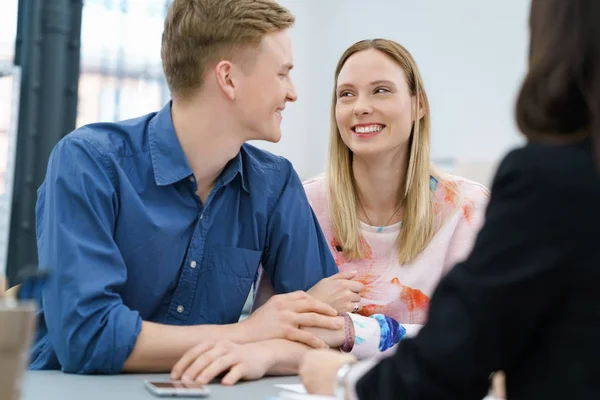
[22, 371, 301, 400]
[21, 371, 501, 400]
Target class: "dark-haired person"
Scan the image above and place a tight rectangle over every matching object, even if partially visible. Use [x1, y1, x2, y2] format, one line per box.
[299, 0, 600, 398]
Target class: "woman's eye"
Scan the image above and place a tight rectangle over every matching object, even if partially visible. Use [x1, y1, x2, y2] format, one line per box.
[339, 91, 354, 97]
[375, 87, 390, 94]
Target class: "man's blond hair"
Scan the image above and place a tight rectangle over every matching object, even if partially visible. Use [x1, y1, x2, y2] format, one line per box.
[161, 0, 295, 99]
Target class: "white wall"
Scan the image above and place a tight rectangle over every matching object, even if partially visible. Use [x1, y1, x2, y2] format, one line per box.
[0, 0, 532, 184]
[251, 0, 531, 181]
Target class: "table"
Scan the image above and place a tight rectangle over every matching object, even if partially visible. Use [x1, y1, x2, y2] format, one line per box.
[22, 371, 301, 400]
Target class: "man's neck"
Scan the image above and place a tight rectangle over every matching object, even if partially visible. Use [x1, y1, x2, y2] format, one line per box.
[171, 98, 244, 202]
[352, 146, 408, 225]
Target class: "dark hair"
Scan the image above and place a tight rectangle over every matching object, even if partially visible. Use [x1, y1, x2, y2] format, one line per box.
[516, 0, 600, 164]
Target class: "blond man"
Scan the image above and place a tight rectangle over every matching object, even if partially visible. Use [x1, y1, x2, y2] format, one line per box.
[31, 0, 339, 374]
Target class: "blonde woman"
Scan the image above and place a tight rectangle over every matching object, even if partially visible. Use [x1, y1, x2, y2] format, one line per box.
[168, 39, 490, 384]
[297, 38, 490, 359]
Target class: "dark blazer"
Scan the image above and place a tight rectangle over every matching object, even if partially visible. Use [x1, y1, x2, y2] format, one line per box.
[356, 138, 600, 399]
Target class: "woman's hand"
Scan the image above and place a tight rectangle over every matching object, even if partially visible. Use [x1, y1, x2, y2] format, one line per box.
[308, 271, 364, 314]
[300, 316, 349, 348]
[492, 371, 506, 399]
[299, 349, 357, 396]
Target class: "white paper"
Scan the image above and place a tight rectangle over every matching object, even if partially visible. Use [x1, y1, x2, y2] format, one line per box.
[275, 384, 335, 400]
[274, 384, 306, 394]
[277, 392, 335, 400]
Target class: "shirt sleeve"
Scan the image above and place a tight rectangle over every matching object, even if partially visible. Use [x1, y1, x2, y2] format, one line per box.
[261, 159, 338, 293]
[347, 313, 423, 359]
[350, 148, 574, 399]
[346, 314, 381, 359]
[36, 136, 142, 374]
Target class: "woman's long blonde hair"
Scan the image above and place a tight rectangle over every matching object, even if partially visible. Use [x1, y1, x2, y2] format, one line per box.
[327, 39, 456, 264]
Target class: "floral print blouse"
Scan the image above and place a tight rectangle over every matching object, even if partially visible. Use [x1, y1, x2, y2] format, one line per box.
[303, 174, 489, 358]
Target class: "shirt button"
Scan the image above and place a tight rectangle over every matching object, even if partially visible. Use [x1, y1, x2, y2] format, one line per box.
[189, 176, 195, 183]
[176, 305, 184, 313]
[200, 213, 203, 220]
[190, 260, 197, 269]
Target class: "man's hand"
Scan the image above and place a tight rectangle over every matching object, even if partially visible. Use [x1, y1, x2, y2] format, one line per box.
[308, 271, 364, 314]
[170, 340, 273, 385]
[299, 349, 357, 396]
[241, 291, 343, 349]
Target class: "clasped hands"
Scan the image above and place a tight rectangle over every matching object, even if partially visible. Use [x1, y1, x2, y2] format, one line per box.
[170, 271, 364, 385]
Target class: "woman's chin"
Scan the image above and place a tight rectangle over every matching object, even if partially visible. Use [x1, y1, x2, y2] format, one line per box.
[349, 143, 387, 157]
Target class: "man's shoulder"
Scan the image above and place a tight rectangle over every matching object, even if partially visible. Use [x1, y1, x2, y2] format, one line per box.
[241, 142, 290, 168]
[240, 143, 295, 184]
[59, 112, 157, 159]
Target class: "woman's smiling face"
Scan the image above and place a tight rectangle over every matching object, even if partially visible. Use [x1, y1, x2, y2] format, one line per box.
[335, 48, 422, 158]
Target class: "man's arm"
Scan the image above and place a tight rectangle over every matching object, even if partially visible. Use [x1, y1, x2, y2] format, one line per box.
[125, 290, 342, 373]
[39, 138, 338, 374]
[39, 137, 145, 374]
[261, 159, 338, 293]
[122, 322, 247, 372]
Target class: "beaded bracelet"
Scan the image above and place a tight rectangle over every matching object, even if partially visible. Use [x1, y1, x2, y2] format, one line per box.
[340, 312, 354, 353]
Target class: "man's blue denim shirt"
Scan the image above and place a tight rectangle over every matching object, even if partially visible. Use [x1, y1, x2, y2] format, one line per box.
[31, 103, 337, 374]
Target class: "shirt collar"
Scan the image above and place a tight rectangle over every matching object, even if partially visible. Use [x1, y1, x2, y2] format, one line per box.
[149, 102, 193, 186]
[218, 149, 249, 193]
[148, 102, 249, 193]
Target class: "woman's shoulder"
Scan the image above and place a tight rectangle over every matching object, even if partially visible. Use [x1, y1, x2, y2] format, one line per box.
[302, 173, 329, 212]
[498, 139, 596, 191]
[490, 140, 600, 227]
[434, 174, 490, 211]
[454, 175, 490, 204]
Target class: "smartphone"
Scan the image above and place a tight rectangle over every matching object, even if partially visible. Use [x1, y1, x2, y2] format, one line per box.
[144, 380, 211, 397]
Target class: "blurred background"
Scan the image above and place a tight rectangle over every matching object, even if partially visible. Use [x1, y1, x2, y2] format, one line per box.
[0, 0, 529, 286]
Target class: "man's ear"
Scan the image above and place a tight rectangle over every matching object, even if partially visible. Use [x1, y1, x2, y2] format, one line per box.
[214, 60, 236, 100]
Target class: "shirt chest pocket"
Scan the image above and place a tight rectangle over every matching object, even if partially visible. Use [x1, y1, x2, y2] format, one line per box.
[197, 246, 262, 324]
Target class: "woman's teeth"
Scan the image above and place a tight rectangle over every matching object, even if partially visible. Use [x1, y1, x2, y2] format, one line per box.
[354, 125, 384, 133]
